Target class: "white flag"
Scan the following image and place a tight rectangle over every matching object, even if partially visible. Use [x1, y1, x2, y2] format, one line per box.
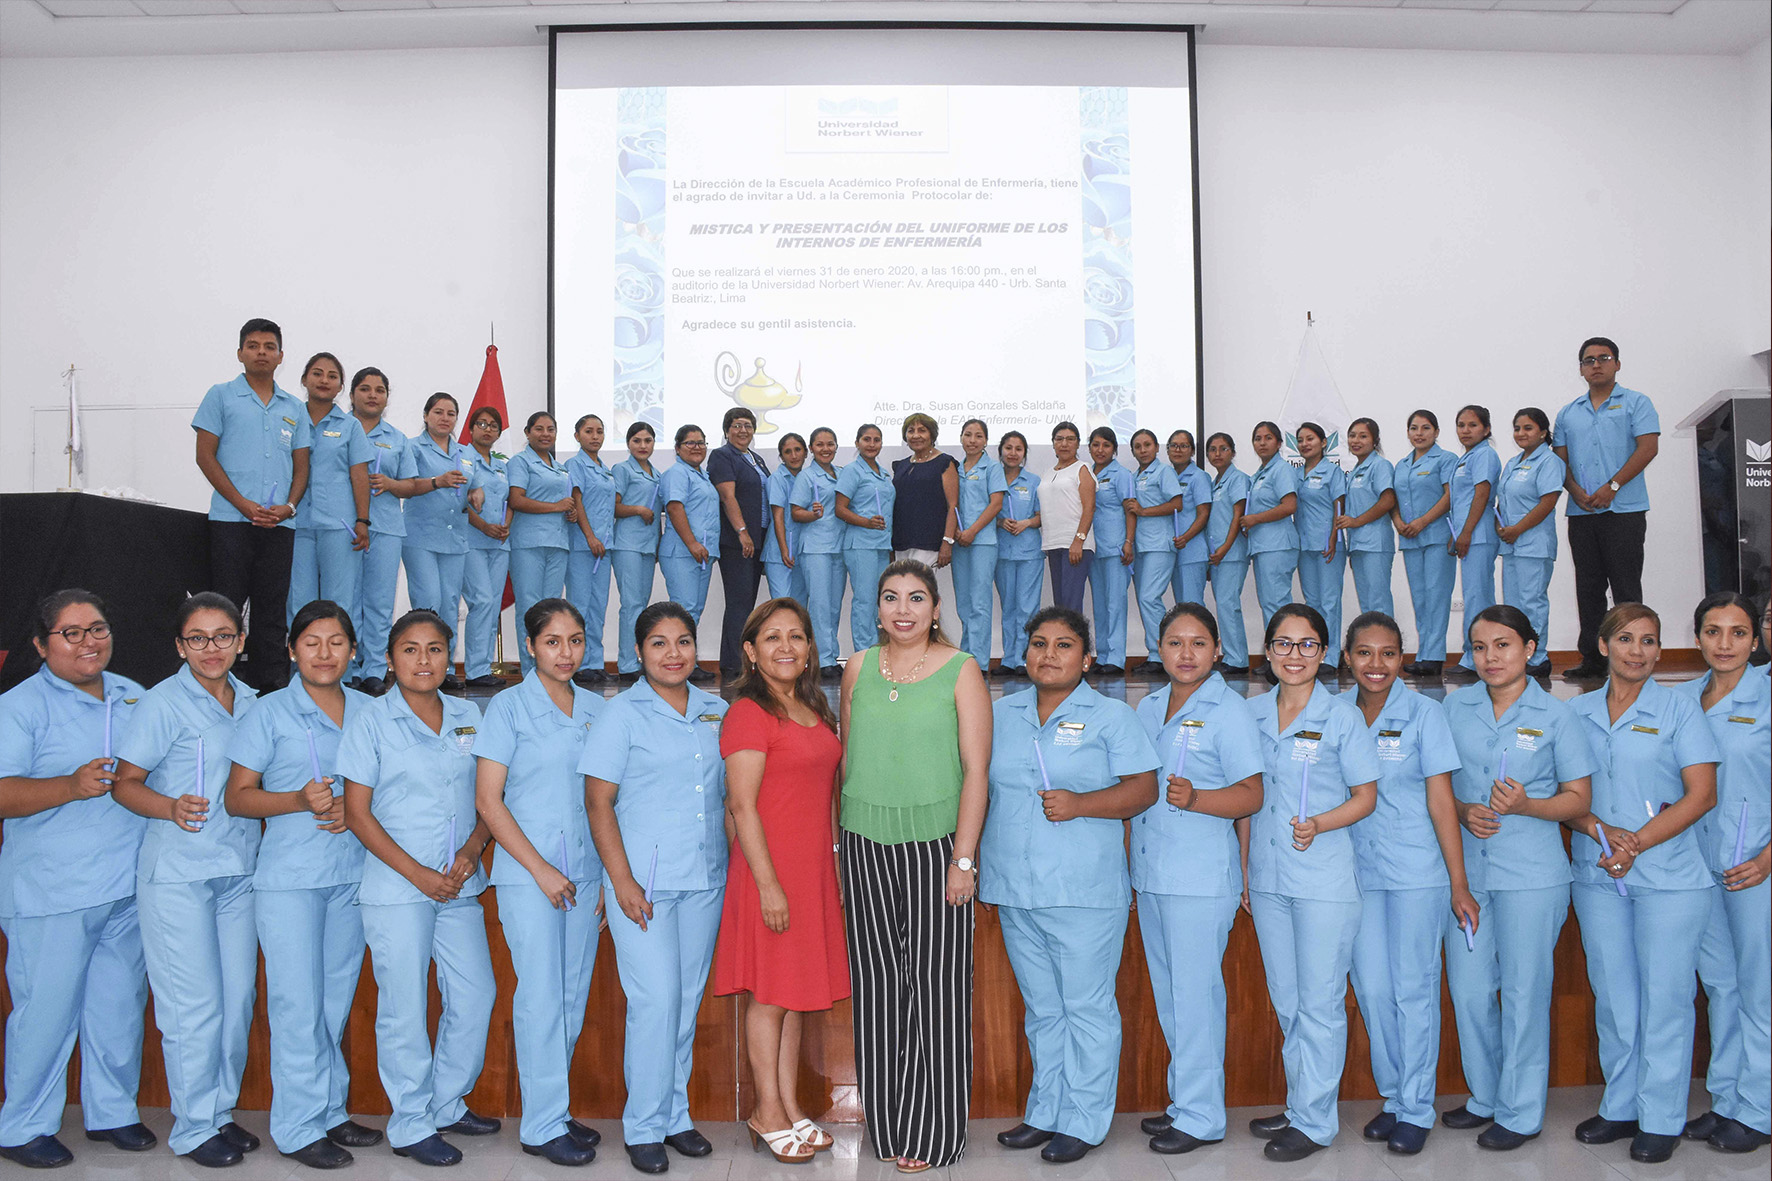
[1276, 325, 1352, 468]
[65, 366, 84, 479]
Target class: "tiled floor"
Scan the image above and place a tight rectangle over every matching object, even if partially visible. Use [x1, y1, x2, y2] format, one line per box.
[26, 1086, 1766, 1179]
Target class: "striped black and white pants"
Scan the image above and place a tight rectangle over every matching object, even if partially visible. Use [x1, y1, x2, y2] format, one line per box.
[840, 829, 975, 1167]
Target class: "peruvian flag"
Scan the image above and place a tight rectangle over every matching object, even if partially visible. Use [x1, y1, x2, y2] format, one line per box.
[460, 344, 516, 609]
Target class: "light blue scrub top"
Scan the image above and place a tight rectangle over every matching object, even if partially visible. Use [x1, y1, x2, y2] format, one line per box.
[577, 679, 729, 892]
[998, 470, 1043, 561]
[836, 460, 896, 552]
[567, 452, 617, 552]
[789, 463, 844, 555]
[980, 681, 1158, 910]
[1451, 441, 1500, 547]
[336, 689, 487, 906]
[1295, 460, 1348, 554]
[294, 403, 372, 533]
[1343, 454, 1395, 553]
[0, 666, 147, 918]
[117, 666, 261, 885]
[658, 460, 721, 562]
[227, 681, 371, 891]
[506, 448, 574, 551]
[1131, 461, 1184, 554]
[405, 433, 476, 555]
[1554, 386, 1660, 516]
[466, 451, 509, 552]
[1131, 675, 1265, 897]
[1174, 463, 1215, 564]
[1442, 679, 1596, 892]
[1497, 444, 1567, 559]
[1676, 670, 1771, 876]
[475, 672, 604, 888]
[764, 465, 801, 565]
[1090, 460, 1135, 552]
[1245, 456, 1299, 554]
[362, 419, 412, 538]
[1248, 683, 1381, 902]
[191, 375, 312, 525]
[1393, 446, 1456, 550]
[958, 455, 1009, 546]
[611, 457, 661, 554]
[1340, 681, 1461, 891]
[1208, 466, 1252, 562]
[1570, 678, 1719, 892]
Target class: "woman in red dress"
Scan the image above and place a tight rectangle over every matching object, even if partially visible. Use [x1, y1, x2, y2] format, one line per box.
[715, 597, 850, 1163]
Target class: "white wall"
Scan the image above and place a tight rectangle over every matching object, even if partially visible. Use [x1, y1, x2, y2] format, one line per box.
[4, 38, 1767, 656]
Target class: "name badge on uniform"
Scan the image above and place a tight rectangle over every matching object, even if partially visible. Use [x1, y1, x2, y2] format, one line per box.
[1514, 726, 1542, 751]
[282, 415, 298, 426]
[1630, 724, 1659, 735]
[1053, 720, 1087, 747]
[451, 725, 476, 754]
[1291, 733, 1320, 762]
[323, 429, 342, 438]
[1727, 715, 1756, 725]
[123, 697, 139, 705]
[698, 713, 723, 731]
[1376, 732, 1404, 761]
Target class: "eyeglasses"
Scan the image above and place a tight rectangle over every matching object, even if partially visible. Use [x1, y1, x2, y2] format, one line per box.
[681, 439, 707, 448]
[1267, 637, 1324, 657]
[180, 632, 240, 651]
[51, 623, 111, 644]
[1580, 355, 1616, 367]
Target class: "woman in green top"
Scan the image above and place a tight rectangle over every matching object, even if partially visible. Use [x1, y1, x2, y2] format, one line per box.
[838, 559, 991, 1174]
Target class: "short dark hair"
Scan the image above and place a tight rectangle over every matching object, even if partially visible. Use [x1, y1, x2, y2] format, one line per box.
[1025, 604, 1092, 655]
[722, 407, 756, 434]
[635, 600, 696, 649]
[290, 599, 357, 648]
[33, 588, 108, 645]
[239, 318, 281, 349]
[901, 412, 939, 442]
[1693, 591, 1758, 640]
[1469, 603, 1537, 649]
[1579, 336, 1619, 361]
[1088, 426, 1118, 450]
[1265, 602, 1327, 647]
[674, 423, 705, 448]
[1051, 420, 1081, 442]
[470, 405, 504, 431]
[178, 591, 243, 634]
[389, 608, 453, 653]
[1345, 610, 1403, 654]
[1159, 601, 1219, 646]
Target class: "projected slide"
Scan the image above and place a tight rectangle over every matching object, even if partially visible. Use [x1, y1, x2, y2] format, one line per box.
[552, 29, 1199, 445]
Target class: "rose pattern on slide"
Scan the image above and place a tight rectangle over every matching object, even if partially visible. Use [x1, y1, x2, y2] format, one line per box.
[1081, 85, 1135, 439]
[616, 86, 668, 431]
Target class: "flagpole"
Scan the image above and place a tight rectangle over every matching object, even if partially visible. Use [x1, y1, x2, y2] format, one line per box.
[64, 363, 76, 491]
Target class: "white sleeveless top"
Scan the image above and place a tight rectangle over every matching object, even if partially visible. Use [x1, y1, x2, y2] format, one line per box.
[1039, 461, 1094, 551]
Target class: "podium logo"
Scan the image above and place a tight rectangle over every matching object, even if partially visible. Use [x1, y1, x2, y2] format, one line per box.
[1747, 437, 1769, 490]
[1746, 438, 1770, 463]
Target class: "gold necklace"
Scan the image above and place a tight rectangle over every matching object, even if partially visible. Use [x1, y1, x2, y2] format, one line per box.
[879, 644, 930, 703]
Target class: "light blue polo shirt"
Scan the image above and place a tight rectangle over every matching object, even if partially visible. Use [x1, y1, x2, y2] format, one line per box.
[1343, 454, 1395, 553]
[836, 459, 896, 552]
[506, 448, 574, 551]
[1295, 459, 1348, 554]
[789, 463, 843, 555]
[577, 679, 728, 893]
[1091, 460, 1136, 552]
[764, 465, 800, 565]
[466, 451, 509, 551]
[1451, 441, 1500, 547]
[611, 456, 661, 554]
[0, 666, 147, 917]
[1676, 671, 1770, 877]
[1131, 460, 1184, 554]
[475, 672, 603, 888]
[1245, 456, 1299, 554]
[1393, 445, 1456, 550]
[1131, 675, 1264, 897]
[191, 374, 312, 525]
[980, 681, 1158, 910]
[1442, 679, 1595, 892]
[1340, 681, 1461, 892]
[998, 470, 1043, 562]
[227, 680, 371, 891]
[294, 402, 372, 533]
[336, 688, 486, 906]
[567, 452, 617, 552]
[1497, 444, 1566, 560]
[1208, 466, 1252, 563]
[1554, 385, 1660, 516]
[116, 666, 260, 885]
[1175, 463, 1215, 563]
[361, 418, 412, 538]
[658, 460, 721, 561]
[405, 433, 476, 555]
[1570, 678, 1718, 892]
[958, 454, 1009, 546]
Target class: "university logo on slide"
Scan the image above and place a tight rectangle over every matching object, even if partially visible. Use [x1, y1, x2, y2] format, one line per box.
[786, 87, 950, 153]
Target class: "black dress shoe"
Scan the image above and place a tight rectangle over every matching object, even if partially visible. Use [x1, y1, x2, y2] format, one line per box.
[1363, 1111, 1396, 1141]
[1096, 664, 1124, 676]
[1039, 1133, 1094, 1163]
[1564, 662, 1607, 681]
[620, 671, 641, 684]
[285, 1138, 353, 1170]
[663, 1128, 711, 1157]
[1440, 1104, 1492, 1130]
[187, 1133, 245, 1168]
[1139, 1114, 1172, 1137]
[0, 1134, 73, 1169]
[442, 674, 466, 694]
[996, 1123, 1053, 1149]
[1150, 1127, 1219, 1154]
[573, 669, 607, 686]
[1709, 1117, 1771, 1152]
[687, 667, 714, 683]
[1683, 1111, 1721, 1140]
[440, 1110, 500, 1136]
[1263, 1127, 1325, 1161]
[391, 1133, 462, 1167]
[524, 1134, 596, 1166]
[1630, 1132, 1678, 1163]
[1388, 1122, 1430, 1154]
[1403, 660, 1443, 677]
[1477, 1123, 1538, 1150]
[1261, 664, 1280, 685]
[1575, 1115, 1638, 1144]
[327, 1120, 383, 1148]
[1249, 1112, 1290, 1139]
[1214, 662, 1249, 676]
[820, 666, 842, 681]
[85, 1123, 156, 1151]
[1526, 662, 1553, 679]
[220, 1122, 260, 1152]
[359, 677, 387, 697]
[625, 1142, 669, 1173]
[465, 674, 505, 690]
[566, 1120, 601, 1148]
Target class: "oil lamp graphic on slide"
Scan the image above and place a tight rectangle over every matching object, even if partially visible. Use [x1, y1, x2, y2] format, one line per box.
[715, 351, 802, 433]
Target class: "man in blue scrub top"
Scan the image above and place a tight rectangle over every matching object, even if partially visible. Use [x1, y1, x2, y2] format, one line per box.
[193, 317, 311, 691]
[1554, 337, 1659, 679]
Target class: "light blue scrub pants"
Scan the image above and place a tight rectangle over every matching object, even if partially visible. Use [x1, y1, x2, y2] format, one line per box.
[1139, 892, 1239, 1140]
[1573, 883, 1713, 1135]
[403, 546, 465, 631]
[290, 527, 362, 629]
[1251, 551, 1298, 630]
[257, 883, 365, 1154]
[461, 547, 509, 681]
[763, 556, 811, 608]
[658, 555, 713, 627]
[1697, 878, 1771, 1134]
[1501, 556, 1554, 666]
[995, 558, 1043, 671]
[1249, 892, 1362, 1146]
[1349, 550, 1395, 617]
[1457, 543, 1499, 670]
[796, 552, 845, 671]
[1350, 885, 1449, 1129]
[1087, 552, 1132, 667]
[611, 550, 657, 675]
[1210, 558, 1251, 669]
[950, 542, 998, 671]
[1171, 555, 1208, 610]
[843, 548, 890, 656]
[1296, 548, 1348, 666]
[361, 897, 496, 1148]
[1134, 552, 1174, 662]
[606, 887, 723, 1145]
[136, 875, 257, 1155]
[1442, 883, 1567, 1134]
[357, 530, 403, 681]
[510, 546, 568, 674]
[998, 904, 1128, 1146]
[566, 548, 613, 674]
[501, 880, 600, 1146]
[0, 898, 146, 1146]
[1402, 546, 1457, 664]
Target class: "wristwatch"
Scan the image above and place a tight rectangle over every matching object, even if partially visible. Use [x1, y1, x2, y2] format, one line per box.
[1607, 480, 1620, 492]
[356, 517, 371, 525]
[950, 856, 976, 874]
[942, 536, 955, 545]
[1075, 531, 1087, 541]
